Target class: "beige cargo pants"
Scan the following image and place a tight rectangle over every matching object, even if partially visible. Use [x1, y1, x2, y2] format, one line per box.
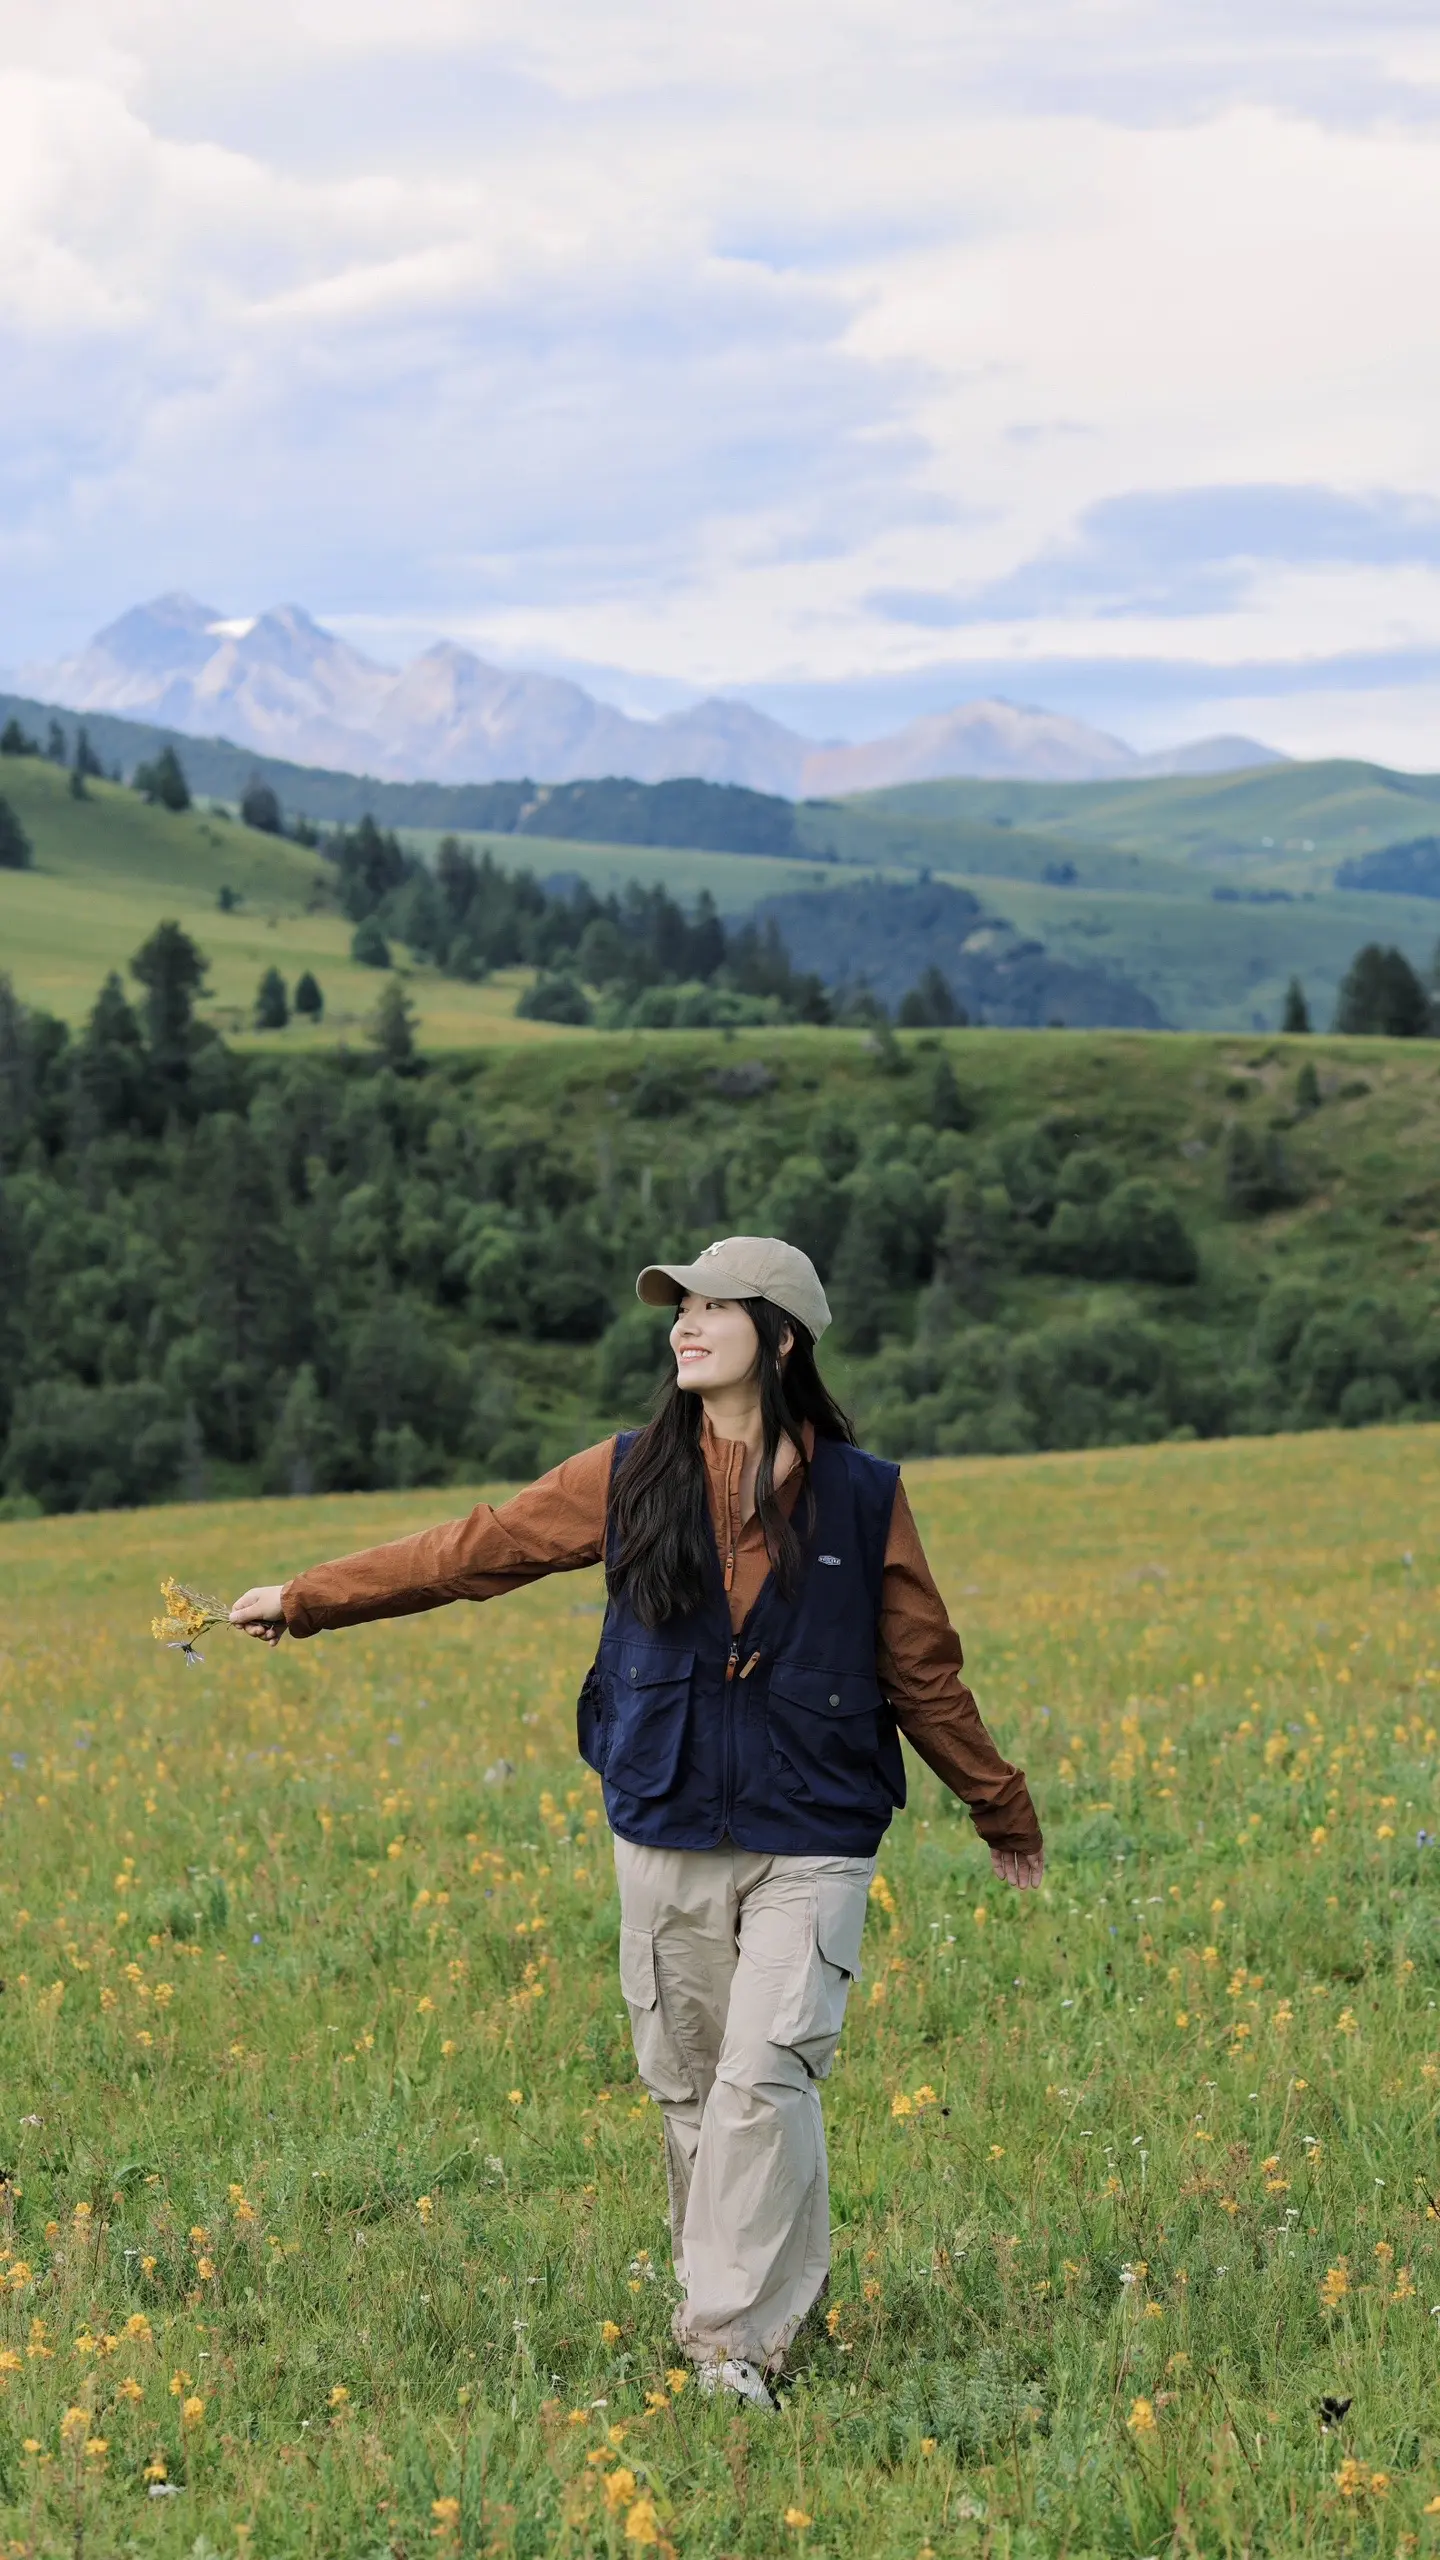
[613, 1834, 875, 2372]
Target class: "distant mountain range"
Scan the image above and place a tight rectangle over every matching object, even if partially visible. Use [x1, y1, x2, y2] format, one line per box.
[20, 593, 1286, 797]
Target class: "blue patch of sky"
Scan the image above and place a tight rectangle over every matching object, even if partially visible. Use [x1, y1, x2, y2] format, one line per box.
[866, 486, 1440, 632]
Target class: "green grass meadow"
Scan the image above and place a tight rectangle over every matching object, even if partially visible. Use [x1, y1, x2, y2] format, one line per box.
[2, 1430, 1439, 2555]
[6, 749, 1440, 1041]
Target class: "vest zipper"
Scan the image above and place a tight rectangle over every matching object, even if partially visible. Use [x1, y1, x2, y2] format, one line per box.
[723, 1543, 735, 1592]
[725, 1640, 739, 1683]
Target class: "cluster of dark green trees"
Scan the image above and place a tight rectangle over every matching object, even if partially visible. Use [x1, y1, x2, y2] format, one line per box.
[2, 713, 108, 804]
[3, 944, 1434, 1517]
[253, 967, 325, 1031]
[323, 818, 835, 1027]
[1285, 943, 1440, 1038]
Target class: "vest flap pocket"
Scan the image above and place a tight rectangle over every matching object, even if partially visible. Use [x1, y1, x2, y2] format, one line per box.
[604, 1646, 696, 1801]
[768, 1666, 884, 1720]
[618, 1923, 658, 2009]
[765, 1664, 889, 1815]
[614, 1642, 697, 1690]
[814, 1877, 867, 1981]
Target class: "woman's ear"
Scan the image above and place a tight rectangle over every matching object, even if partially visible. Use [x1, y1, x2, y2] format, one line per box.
[778, 1322, 794, 1362]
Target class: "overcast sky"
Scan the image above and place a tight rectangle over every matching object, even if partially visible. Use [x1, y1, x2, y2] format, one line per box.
[5, 0, 1440, 756]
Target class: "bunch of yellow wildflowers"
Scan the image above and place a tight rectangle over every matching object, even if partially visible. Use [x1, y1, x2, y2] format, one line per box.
[150, 1577, 232, 1666]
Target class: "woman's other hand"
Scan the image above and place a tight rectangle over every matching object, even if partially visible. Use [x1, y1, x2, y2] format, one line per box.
[989, 1845, 1044, 1890]
[230, 1586, 289, 1644]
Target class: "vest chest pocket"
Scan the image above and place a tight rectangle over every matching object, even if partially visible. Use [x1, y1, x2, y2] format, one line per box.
[764, 1665, 892, 1815]
[602, 1644, 696, 1800]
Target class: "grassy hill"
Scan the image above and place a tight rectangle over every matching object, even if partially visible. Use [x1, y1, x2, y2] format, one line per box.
[0, 757, 628, 1048]
[6, 979, 1440, 1516]
[826, 759, 1440, 876]
[5, 742, 1440, 1040]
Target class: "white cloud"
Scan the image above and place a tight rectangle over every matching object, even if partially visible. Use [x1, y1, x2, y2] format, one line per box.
[3, 0, 1440, 755]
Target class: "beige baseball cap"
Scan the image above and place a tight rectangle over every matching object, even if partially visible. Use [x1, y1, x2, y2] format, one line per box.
[636, 1235, 832, 1342]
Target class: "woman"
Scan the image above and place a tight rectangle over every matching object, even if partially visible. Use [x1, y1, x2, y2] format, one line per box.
[231, 1233, 1043, 2409]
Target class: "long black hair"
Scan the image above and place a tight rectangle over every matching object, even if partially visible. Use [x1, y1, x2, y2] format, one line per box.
[607, 1296, 855, 1629]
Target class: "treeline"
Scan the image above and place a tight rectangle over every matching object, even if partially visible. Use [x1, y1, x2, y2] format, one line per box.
[3, 956, 1436, 1516]
[324, 818, 836, 1027]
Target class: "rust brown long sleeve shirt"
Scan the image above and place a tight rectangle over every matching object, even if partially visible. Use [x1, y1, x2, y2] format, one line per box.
[282, 1419, 1042, 1856]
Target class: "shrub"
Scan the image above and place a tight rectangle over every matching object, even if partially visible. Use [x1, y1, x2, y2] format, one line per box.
[1224, 1123, 1297, 1217]
[1097, 1178, 1199, 1285]
[241, 778, 283, 833]
[517, 972, 592, 1025]
[351, 916, 392, 968]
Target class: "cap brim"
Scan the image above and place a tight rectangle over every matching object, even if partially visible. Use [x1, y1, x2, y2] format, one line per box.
[635, 1262, 698, 1307]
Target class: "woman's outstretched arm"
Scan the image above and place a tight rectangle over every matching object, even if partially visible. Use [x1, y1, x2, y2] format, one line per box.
[230, 1438, 615, 1643]
[877, 1480, 1044, 1888]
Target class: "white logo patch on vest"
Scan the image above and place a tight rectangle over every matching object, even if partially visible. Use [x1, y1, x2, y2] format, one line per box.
[818, 1553, 842, 1566]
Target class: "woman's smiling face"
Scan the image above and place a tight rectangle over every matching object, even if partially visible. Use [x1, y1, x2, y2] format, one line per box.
[670, 1293, 764, 1396]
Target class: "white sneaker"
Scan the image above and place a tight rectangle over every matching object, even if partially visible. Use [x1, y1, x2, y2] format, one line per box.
[696, 2356, 777, 2410]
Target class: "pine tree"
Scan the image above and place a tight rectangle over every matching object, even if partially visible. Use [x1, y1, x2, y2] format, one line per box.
[74, 725, 104, 780]
[829, 1206, 891, 1353]
[45, 719, 67, 766]
[129, 921, 209, 1075]
[73, 972, 150, 1136]
[1334, 944, 1432, 1037]
[0, 797, 33, 871]
[254, 966, 289, 1031]
[0, 718, 38, 756]
[1282, 976, 1311, 1033]
[368, 977, 418, 1072]
[134, 746, 191, 812]
[924, 1049, 973, 1131]
[294, 970, 324, 1022]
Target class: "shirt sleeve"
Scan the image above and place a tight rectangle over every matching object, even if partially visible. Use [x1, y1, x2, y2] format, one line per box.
[877, 1479, 1043, 1857]
[281, 1436, 615, 1638]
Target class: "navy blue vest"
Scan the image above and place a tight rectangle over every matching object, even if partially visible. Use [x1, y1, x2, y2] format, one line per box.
[576, 1434, 906, 1854]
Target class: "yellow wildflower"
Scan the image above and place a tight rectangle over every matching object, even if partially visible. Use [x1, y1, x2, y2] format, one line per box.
[603, 2466, 638, 2512]
[1127, 2397, 1157, 2436]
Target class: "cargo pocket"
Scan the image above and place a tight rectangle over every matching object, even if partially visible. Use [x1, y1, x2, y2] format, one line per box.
[618, 1923, 695, 2105]
[769, 1875, 870, 2082]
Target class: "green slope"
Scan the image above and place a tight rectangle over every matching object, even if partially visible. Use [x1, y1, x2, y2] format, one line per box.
[0, 759, 597, 1048]
[4, 750, 1438, 1042]
[0, 759, 856, 1047]
[829, 759, 1440, 873]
